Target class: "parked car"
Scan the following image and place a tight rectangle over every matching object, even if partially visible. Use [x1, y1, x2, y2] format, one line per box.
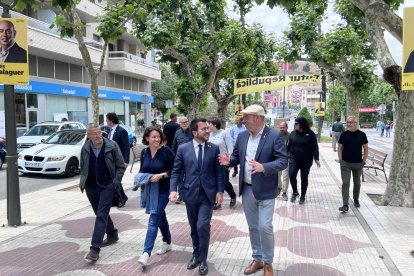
[0, 137, 6, 170]
[18, 129, 86, 177]
[100, 124, 137, 147]
[16, 121, 86, 153]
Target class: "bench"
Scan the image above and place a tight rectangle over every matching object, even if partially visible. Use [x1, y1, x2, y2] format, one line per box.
[362, 147, 388, 183]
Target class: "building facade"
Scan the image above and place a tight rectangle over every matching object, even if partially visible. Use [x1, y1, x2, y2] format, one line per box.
[0, 0, 160, 137]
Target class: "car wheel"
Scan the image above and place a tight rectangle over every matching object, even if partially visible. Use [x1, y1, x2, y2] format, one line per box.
[65, 157, 79, 177]
[131, 137, 137, 147]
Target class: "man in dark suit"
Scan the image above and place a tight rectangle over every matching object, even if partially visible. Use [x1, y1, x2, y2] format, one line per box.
[163, 113, 179, 148]
[170, 118, 224, 275]
[106, 112, 129, 207]
[404, 50, 414, 73]
[0, 20, 27, 63]
[219, 105, 288, 276]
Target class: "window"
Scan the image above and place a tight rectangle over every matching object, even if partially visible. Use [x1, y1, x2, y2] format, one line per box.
[38, 57, 54, 78]
[70, 64, 82, 83]
[55, 61, 69, 81]
[29, 55, 37, 76]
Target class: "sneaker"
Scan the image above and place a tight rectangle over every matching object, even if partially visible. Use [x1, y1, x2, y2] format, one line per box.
[299, 198, 305, 204]
[354, 200, 360, 208]
[290, 193, 299, 203]
[156, 242, 172, 255]
[230, 198, 236, 208]
[281, 193, 288, 201]
[138, 252, 150, 266]
[339, 205, 349, 212]
[213, 204, 222, 210]
[101, 235, 119, 247]
[84, 249, 99, 263]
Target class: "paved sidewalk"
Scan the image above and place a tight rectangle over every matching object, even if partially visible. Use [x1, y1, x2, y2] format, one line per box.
[0, 143, 412, 275]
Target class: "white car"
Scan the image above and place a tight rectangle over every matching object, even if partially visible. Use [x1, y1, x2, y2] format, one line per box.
[18, 129, 86, 177]
[17, 121, 86, 153]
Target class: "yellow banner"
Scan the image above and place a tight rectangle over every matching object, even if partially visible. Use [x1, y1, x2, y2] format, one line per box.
[0, 18, 29, 85]
[234, 74, 321, 95]
[403, 7, 414, 90]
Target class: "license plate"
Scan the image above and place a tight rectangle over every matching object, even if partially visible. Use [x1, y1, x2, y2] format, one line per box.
[25, 162, 43, 168]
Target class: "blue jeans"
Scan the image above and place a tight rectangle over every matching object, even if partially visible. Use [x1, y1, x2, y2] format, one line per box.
[85, 183, 118, 252]
[143, 191, 171, 255]
[289, 158, 313, 199]
[242, 185, 275, 264]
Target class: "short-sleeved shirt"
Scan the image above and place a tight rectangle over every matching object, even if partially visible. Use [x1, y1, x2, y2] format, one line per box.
[338, 130, 368, 163]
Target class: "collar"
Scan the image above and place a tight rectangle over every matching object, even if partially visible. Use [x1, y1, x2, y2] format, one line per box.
[111, 124, 118, 131]
[192, 139, 206, 148]
[0, 42, 15, 55]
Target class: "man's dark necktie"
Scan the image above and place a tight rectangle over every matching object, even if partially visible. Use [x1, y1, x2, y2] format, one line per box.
[198, 144, 203, 169]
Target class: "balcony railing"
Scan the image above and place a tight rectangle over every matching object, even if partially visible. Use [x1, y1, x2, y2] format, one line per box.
[108, 51, 159, 69]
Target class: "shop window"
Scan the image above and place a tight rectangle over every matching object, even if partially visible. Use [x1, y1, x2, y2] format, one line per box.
[107, 72, 115, 87]
[55, 61, 69, 81]
[124, 76, 131, 90]
[38, 57, 54, 78]
[27, 94, 38, 108]
[70, 64, 83, 83]
[115, 74, 123, 89]
[15, 93, 26, 126]
[29, 55, 37, 76]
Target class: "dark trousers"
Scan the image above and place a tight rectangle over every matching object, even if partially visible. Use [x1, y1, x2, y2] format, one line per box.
[233, 166, 238, 174]
[340, 160, 363, 205]
[85, 183, 118, 252]
[185, 189, 213, 262]
[223, 167, 236, 199]
[289, 158, 313, 199]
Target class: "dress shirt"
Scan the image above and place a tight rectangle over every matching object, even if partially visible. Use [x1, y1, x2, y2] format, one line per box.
[109, 124, 118, 140]
[244, 125, 265, 184]
[192, 139, 205, 162]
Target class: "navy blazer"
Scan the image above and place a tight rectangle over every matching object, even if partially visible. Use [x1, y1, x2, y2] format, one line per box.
[5, 43, 27, 63]
[111, 125, 130, 164]
[170, 140, 224, 205]
[230, 126, 288, 200]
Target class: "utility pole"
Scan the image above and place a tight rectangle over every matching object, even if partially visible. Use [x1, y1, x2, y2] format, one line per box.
[1, 2, 22, 226]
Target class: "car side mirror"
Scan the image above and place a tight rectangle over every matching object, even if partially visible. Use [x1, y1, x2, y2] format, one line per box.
[41, 139, 46, 143]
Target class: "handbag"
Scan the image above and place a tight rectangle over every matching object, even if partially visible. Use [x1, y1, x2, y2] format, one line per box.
[111, 184, 123, 207]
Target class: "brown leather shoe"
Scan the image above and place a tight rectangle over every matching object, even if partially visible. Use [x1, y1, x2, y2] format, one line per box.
[263, 263, 273, 276]
[244, 259, 264, 275]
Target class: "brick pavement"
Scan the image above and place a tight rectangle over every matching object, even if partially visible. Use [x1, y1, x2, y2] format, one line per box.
[0, 143, 412, 275]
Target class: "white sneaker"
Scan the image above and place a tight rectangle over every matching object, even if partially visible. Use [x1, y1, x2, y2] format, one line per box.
[156, 242, 172, 255]
[138, 252, 149, 266]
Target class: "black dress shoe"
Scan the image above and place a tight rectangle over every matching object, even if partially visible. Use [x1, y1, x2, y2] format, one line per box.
[230, 198, 236, 208]
[187, 255, 199, 270]
[199, 261, 208, 275]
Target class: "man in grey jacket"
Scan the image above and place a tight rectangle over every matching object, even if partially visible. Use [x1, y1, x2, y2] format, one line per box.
[80, 123, 125, 263]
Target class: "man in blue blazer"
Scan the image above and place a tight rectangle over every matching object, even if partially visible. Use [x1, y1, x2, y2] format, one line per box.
[106, 112, 130, 207]
[219, 105, 288, 276]
[170, 118, 224, 275]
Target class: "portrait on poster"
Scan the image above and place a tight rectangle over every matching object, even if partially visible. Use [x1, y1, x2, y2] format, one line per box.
[0, 18, 29, 85]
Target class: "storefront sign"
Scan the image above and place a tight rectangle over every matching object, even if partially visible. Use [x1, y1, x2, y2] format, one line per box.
[359, 107, 377, 113]
[0, 18, 29, 84]
[0, 80, 154, 103]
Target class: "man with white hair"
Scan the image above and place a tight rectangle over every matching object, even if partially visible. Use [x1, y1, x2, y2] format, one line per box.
[338, 116, 368, 212]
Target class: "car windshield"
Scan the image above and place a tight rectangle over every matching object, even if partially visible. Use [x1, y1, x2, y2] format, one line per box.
[26, 125, 59, 136]
[46, 132, 85, 145]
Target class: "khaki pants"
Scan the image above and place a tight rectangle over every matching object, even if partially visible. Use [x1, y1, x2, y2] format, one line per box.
[340, 160, 364, 206]
[278, 165, 289, 193]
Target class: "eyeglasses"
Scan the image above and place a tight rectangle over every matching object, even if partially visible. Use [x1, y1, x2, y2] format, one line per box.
[180, 121, 188, 124]
[346, 121, 356, 124]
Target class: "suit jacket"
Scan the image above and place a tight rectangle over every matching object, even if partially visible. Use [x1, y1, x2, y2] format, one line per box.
[111, 125, 130, 164]
[5, 43, 27, 63]
[404, 50, 414, 73]
[170, 140, 224, 205]
[230, 126, 288, 200]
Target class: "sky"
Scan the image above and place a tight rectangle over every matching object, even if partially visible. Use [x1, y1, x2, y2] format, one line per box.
[227, 0, 414, 69]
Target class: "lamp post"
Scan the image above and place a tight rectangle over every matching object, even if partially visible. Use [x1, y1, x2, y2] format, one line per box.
[1, 2, 22, 227]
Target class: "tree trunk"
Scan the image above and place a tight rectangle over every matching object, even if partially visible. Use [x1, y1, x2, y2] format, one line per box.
[347, 87, 361, 121]
[217, 100, 228, 123]
[186, 94, 203, 121]
[383, 90, 414, 207]
[90, 76, 100, 124]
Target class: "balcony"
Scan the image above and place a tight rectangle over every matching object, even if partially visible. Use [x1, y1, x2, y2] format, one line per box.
[7, 9, 104, 64]
[107, 51, 161, 81]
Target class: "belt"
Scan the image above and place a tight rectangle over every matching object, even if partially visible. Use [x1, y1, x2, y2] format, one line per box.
[243, 181, 251, 186]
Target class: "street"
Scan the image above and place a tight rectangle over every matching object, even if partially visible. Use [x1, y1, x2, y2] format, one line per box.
[0, 169, 79, 200]
[362, 128, 394, 167]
